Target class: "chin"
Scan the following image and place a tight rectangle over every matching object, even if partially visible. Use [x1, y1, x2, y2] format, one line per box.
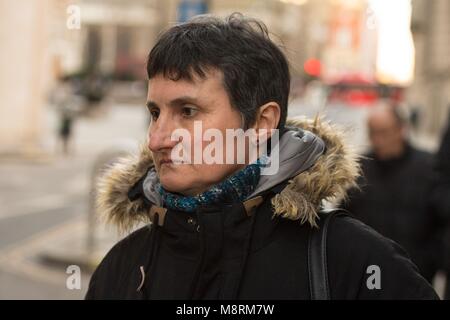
[159, 172, 192, 194]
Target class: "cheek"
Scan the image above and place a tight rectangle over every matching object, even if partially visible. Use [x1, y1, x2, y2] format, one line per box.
[370, 134, 384, 146]
[159, 163, 200, 181]
[158, 111, 245, 189]
[394, 132, 404, 144]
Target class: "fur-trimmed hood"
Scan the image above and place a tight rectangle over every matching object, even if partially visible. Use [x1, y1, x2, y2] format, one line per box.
[96, 117, 360, 231]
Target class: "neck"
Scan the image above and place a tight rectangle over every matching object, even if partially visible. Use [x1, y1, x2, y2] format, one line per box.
[158, 161, 262, 212]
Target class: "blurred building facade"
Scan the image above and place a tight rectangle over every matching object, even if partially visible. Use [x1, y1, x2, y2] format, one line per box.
[1, 0, 446, 154]
[0, 0, 173, 154]
[52, 0, 170, 80]
[0, 0, 51, 154]
[209, 0, 377, 80]
[408, 0, 450, 136]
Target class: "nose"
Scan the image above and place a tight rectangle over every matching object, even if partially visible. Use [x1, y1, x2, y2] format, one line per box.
[147, 114, 179, 153]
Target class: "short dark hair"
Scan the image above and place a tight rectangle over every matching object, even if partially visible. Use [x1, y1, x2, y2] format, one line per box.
[146, 13, 290, 129]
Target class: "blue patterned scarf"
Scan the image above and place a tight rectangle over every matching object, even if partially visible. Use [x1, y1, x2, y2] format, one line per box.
[157, 158, 265, 213]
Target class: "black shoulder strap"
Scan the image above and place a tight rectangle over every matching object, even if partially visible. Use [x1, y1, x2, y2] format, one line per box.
[308, 208, 348, 300]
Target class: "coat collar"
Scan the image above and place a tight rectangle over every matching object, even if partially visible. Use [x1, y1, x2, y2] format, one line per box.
[96, 117, 360, 232]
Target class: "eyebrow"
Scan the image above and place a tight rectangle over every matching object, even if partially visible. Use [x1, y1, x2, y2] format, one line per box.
[146, 96, 201, 110]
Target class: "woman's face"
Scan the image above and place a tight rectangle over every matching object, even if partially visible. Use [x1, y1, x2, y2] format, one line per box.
[146, 70, 247, 196]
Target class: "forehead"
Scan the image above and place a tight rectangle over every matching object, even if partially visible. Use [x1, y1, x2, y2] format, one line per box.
[147, 69, 226, 102]
[368, 110, 399, 129]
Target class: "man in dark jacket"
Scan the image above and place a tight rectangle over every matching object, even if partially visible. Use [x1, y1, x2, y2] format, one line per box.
[86, 14, 438, 300]
[342, 104, 439, 283]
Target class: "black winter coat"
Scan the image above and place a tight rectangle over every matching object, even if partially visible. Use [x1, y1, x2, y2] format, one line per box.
[86, 119, 438, 300]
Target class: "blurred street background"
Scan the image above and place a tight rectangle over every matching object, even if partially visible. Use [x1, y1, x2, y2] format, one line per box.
[0, 0, 449, 299]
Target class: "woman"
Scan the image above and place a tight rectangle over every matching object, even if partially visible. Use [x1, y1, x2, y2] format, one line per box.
[86, 13, 438, 300]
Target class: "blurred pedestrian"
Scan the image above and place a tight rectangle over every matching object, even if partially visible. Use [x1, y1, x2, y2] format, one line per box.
[342, 103, 439, 283]
[58, 109, 74, 155]
[79, 72, 107, 115]
[49, 77, 80, 156]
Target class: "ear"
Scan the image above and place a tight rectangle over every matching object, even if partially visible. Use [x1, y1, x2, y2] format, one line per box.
[253, 102, 281, 130]
[400, 124, 408, 139]
[252, 101, 281, 141]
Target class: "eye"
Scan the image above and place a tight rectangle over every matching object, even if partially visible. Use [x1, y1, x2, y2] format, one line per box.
[149, 108, 160, 121]
[181, 106, 198, 118]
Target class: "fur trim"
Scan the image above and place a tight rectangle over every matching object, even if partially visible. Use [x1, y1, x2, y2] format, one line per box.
[271, 117, 360, 227]
[95, 117, 360, 230]
[95, 144, 153, 231]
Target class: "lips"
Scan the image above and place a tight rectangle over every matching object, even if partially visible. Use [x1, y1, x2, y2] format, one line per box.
[159, 158, 173, 166]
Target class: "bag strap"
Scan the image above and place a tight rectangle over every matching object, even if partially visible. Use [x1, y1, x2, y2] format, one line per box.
[308, 208, 349, 300]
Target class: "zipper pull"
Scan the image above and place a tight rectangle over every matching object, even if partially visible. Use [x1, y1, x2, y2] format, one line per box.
[136, 266, 145, 292]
